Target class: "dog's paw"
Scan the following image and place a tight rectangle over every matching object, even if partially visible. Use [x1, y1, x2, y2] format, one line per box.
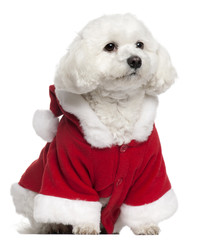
[131, 224, 160, 235]
[72, 224, 99, 234]
[39, 223, 73, 234]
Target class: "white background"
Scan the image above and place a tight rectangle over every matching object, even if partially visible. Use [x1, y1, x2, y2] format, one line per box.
[0, 0, 208, 239]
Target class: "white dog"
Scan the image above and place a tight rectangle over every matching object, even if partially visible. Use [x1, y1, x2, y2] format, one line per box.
[11, 14, 178, 235]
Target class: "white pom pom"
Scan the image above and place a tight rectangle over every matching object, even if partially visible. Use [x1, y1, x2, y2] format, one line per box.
[32, 110, 59, 142]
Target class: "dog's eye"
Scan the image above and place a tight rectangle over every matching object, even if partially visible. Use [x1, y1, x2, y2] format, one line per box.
[104, 43, 117, 52]
[136, 41, 144, 49]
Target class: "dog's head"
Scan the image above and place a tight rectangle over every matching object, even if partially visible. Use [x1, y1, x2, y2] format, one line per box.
[55, 14, 176, 95]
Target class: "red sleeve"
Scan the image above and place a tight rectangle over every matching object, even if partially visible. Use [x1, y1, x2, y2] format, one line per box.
[39, 118, 99, 202]
[124, 126, 171, 206]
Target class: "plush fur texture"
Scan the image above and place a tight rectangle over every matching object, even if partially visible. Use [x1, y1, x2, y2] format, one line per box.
[34, 194, 102, 232]
[12, 13, 177, 235]
[11, 183, 102, 234]
[113, 189, 178, 233]
[55, 89, 114, 148]
[33, 110, 59, 142]
[10, 183, 42, 233]
[55, 89, 158, 146]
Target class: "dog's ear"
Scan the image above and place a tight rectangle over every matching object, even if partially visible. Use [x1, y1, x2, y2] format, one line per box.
[54, 36, 99, 94]
[145, 45, 177, 95]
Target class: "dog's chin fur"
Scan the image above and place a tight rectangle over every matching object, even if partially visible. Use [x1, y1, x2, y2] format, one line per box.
[82, 73, 146, 145]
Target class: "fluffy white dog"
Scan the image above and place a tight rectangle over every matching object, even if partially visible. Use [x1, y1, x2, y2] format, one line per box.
[11, 14, 178, 235]
[55, 14, 176, 145]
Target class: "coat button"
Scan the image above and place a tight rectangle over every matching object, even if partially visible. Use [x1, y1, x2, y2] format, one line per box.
[116, 178, 123, 186]
[120, 144, 128, 152]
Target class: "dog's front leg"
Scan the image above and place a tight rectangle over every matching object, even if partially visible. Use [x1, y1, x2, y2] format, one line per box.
[131, 223, 160, 235]
[72, 223, 100, 234]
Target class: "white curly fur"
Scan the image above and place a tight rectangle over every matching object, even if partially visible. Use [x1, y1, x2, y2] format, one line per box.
[55, 14, 176, 96]
[55, 89, 158, 147]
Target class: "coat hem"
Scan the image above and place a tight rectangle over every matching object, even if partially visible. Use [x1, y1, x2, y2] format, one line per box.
[11, 183, 102, 232]
[34, 193, 102, 228]
[10, 183, 37, 219]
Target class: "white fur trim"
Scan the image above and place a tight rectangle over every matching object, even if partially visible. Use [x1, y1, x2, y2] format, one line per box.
[55, 89, 158, 148]
[32, 110, 59, 142]
[133, 95, 158, 142]
[55, 89, 114, 148]
[34, 194, 102, 231]
[11, 184, 102, 233]
[10, 183, 37, 221]
[114, 189, 178, 233]
[11, 184, 46, 233]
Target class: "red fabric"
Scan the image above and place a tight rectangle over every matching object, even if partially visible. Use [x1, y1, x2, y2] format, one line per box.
[19, 85, 171, 234]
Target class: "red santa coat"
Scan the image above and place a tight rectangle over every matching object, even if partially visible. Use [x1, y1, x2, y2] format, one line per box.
[18, 85, 173, 234]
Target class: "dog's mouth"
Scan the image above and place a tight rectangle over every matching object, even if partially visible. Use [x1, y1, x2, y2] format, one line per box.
[115, 71, 137, 80]
[130, 72, 136, 76]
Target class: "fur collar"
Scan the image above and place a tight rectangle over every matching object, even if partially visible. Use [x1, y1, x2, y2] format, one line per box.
[55, 89, 158, 148]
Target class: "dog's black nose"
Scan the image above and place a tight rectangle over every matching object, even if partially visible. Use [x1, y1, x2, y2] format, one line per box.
[127, 56, 142, 69]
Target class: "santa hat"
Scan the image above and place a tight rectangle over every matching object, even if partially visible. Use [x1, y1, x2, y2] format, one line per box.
[32, 85, 62, 142]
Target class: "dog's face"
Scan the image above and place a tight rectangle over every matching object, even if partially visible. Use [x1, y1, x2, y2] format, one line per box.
[55, 14, 176, 95]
